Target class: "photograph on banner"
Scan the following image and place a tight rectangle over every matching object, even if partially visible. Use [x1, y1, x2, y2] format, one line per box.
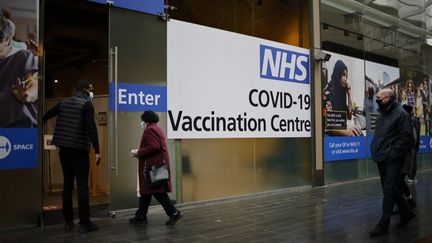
[321, 52, 367, 162]
[167, 19, 311, 139]
[0, 4, 39, 128]
[322, 51, 365, 137]
[364, 61, 400, 136]
[0, 1, 39, 170]
[399, 70, 431, 136]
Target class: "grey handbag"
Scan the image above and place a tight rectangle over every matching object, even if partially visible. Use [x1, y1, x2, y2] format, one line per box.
[146, 162, 169, 188]
[144, 131, 169, 188]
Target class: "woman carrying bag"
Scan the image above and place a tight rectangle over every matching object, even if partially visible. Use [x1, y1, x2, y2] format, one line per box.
[130, 110, 183, 225]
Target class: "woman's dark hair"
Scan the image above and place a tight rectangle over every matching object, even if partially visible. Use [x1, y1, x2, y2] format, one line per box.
[330, 60, 348, 110]
[141, 110, 159, 123]
[0, 9, 13, 42]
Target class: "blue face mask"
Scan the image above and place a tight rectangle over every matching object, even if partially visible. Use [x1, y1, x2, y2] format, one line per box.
[140, 121, 145, 129]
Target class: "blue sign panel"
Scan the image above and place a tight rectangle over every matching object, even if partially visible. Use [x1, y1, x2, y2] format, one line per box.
[418, 136, 432, 154]
[88, 0, 164, 15]
[0, 129, 38, 170]
[259, 44, 309, 84]
[367, 135, 373, 158]
[109, 83, 167, 112]
[324, 136, 367, 162]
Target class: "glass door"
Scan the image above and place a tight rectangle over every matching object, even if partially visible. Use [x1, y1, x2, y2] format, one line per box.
[108, 7, 169, 211]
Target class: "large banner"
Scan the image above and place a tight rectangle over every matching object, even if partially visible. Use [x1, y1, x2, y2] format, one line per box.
[167, 20, 311, 139]
[0, 2, 39, 169]
[322, 52, 406, 161]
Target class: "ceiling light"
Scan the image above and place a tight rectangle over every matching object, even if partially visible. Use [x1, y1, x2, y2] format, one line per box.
[54, 79, 59, 83]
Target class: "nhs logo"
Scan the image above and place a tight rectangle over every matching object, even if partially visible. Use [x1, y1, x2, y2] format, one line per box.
[260, 44, 309, 84]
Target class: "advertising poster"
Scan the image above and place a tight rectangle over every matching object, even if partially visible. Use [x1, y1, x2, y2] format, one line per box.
[364, 61, 400, 157]
[365, 61, 400, 135]
[167, 20, 311, 139]
[0, 1, 39, 169]
[322, 52, 366, 161]
[399, 71, 432, 153]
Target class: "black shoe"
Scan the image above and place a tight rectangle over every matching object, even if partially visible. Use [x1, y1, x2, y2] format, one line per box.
[369, 223, 389, 237]
[166, 210, 183, 226]
[129, 217, 148, 225]
[65, 221, 74, 231]
[397, 210, 416, 228]
[407, 198, 416, 209]
[79, 220, 98, 233]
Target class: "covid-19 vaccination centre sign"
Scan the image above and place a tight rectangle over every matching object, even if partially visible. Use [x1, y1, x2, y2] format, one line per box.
[167, 20, 311, 139]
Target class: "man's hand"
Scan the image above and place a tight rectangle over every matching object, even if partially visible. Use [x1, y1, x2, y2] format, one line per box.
[96, 154, 102, 165]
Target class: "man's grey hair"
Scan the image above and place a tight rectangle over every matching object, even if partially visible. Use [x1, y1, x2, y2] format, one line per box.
[380, 88, 395, 99]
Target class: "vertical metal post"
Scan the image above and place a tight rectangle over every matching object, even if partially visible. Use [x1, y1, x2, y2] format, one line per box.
[310, 0, 325, 186]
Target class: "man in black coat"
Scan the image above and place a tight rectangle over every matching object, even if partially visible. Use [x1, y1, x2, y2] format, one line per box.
[369, 88, 416, 237]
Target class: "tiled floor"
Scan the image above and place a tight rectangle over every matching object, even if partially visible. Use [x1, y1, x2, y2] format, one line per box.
[2, 170, 432, 242]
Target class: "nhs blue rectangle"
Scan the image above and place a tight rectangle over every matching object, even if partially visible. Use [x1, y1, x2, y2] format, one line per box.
[88, 0, 164, 15]
[0, 129, 38, 170]
[259, 44, 309, 84]
[418, 136, 432, 154]
[109, 83, 167, 112]
[324, 136, 368, 162]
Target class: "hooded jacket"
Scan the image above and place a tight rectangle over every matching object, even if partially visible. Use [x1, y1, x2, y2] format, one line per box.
[371, 100, 413, 162]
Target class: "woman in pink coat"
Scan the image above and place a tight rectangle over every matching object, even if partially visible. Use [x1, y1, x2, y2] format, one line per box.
[130, 110, 182, 225]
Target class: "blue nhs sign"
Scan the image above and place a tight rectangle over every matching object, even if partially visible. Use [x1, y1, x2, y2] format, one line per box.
[260, 44, 309, 84]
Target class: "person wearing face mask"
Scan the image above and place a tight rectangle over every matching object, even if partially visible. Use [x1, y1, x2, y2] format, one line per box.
[129, 110, 183, 226]
[0, 9, 38, 127]
[43, 80, 101, 233]
[369, 88, 415, 237]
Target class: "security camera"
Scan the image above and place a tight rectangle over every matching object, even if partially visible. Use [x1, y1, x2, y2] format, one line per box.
[314, 50, 331, 62]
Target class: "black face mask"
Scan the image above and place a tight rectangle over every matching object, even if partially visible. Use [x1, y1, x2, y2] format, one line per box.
[376, 99, 390, 111]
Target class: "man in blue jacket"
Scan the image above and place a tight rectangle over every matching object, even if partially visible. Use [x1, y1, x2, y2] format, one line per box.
[369, 88, 415, 237]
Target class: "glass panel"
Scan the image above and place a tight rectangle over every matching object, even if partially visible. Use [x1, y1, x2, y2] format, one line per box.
[171, 0, 312, 202]
[397, 0, 426, 29]
[321, 0, 431, 183]
[255, 138, 312, 189]
[427, 4, 432, 34]
[0, 0, 41, 229]
[181, 138, 312, 203]
[181, 139, 254, 202]
[365, 0, 399, 18]
[109, 8, 169, 211]
[171, 0, 309, 47]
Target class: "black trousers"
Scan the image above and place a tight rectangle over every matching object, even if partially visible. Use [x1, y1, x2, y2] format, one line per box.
[408, 152, 418, 180]
[135, 193, 177, 218]
[397, 174, 411, 198]
[377, 157, 408, 224]
[59, 147, 90, 223]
